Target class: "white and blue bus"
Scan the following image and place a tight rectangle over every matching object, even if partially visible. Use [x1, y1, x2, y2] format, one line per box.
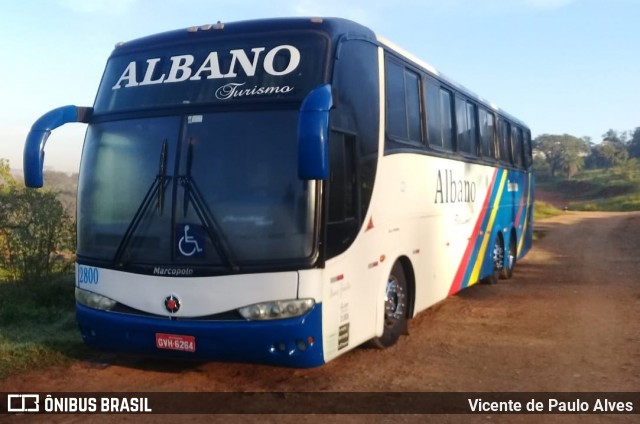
[24, 17, 533, 367]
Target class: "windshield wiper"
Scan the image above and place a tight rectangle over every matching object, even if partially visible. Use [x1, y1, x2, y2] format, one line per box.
[180, 138, 239, 272]
[157, 139, 168, 214]
[113, 139, 171, 265]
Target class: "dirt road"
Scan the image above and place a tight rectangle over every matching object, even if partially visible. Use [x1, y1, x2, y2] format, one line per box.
[1, 211, 639, 423]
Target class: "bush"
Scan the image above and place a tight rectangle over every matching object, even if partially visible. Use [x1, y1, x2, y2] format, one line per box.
[534, 201, 563, 220]
[0, 162, 75, 283]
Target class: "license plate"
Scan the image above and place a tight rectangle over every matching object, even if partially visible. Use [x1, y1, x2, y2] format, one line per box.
[156, 333, 196, 352]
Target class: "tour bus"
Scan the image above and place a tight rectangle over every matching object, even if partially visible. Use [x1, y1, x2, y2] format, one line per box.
[24, 17, 533, 367]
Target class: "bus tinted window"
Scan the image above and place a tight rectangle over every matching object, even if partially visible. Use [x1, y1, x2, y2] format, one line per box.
[455, 97, 477, 156]
[386, 60, 408, 139]
[385, 59, 422, 144]
[440, 89, 454, 151]
[405, 70, 422, 143]
[499, 119, 512, 164]
[466, 102, 478, 156]
[523, 129, 533, 168]
[479, 108, 496, 159]
[425, 79, 442, 148]
[455, 97, 467, 153]
[512, 126, 524, 167]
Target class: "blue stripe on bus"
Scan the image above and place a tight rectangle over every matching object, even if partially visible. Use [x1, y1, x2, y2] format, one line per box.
[462, 168, 508, 289]
[449, 167, 528, 294]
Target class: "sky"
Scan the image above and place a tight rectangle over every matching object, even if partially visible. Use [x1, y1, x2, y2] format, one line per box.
[1, 0, 639, 173]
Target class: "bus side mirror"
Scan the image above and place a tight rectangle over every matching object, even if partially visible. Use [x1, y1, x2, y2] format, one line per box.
[23, 105, 92, 188]
[297, 84, 333, 180]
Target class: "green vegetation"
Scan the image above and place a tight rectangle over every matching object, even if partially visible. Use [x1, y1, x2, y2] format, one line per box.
[535, 129, 640, 212]
[0, 276, 87, 379]
[534, 201, 563, 221]
[0, 160, 80, 379]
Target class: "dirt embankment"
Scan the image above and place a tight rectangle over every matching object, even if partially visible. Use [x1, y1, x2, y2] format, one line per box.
[1, 211, 639, 423]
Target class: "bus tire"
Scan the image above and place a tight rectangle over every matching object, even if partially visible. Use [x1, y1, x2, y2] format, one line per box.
[500, 233, 517, 280]
[370, 261, 408, 349]
[482, 234, 503, 285]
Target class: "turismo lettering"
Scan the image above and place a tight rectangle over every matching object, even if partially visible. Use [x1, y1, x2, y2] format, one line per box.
[215, 82, 294, 100]
[434, 169, 476, 204]
[112, 45, 301, 90]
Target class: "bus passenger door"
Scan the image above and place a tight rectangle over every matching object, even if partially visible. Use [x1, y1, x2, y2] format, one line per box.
[326, 132, 359, 259]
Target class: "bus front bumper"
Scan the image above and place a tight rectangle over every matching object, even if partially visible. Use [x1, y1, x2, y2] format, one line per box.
[76, 303, 325, 368]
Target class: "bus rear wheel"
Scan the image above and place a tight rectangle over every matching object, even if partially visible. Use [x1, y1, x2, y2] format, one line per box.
[370, 261, 408, 349]
[500, 234, 517, 280]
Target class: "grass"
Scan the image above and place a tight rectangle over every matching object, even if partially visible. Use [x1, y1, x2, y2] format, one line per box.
[569, 192, 640, 212]
[537, 161, 640, 212]
[0, 275, 88, 379]
[534, 201, 563, 221]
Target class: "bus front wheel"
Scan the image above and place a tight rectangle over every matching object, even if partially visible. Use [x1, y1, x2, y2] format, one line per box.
[370, 261, 408, 349]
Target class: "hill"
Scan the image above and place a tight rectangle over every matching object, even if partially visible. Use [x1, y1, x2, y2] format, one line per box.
[536, 161, 640, 212]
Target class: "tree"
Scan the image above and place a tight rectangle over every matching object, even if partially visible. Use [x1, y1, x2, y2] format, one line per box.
[0, 163, 75, 283]
[533, 134, 590, 178]
[602, 129, 629, 146]
[0, 159, 16, 191]
[589, 141, 629, 168]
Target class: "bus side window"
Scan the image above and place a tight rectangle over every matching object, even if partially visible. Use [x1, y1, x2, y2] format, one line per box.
[386, 60, 408, 140]
[523, 129, 533, 168]
[385, 58, 423, 146]
[440, 88, 454, 151]
[512, 126, 524, 168]
[479, 108, 497, 160]
[467, 102, 478, 156]
[425, 78, 442, 148]
[405, 69, 423, 144]
[498, 119, 512, 165]
[455, 96, 468, 153]
[455, 97, 478, 156]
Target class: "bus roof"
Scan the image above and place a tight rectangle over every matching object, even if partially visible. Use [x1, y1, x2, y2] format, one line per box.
[111, 17, 377, 55]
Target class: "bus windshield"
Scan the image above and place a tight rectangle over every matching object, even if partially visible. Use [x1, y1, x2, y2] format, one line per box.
[77, 110, 317, 269]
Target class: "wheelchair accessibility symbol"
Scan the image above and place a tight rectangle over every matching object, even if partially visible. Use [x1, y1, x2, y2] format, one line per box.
[176, 224, 206, 258]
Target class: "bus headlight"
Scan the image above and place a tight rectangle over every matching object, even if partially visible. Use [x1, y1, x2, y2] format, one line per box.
[238, 299, 315, 320]
[75, 287, 117, 311]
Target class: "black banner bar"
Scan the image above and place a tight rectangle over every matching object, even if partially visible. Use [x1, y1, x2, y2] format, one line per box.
[1, 392, 639, 414]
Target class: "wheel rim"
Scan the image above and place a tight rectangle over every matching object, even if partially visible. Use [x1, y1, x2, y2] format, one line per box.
[508, 239, 516, 271]
[507, 251, 515, 270]
[384, 275, 406, 328]
[493, 239, 504, 271]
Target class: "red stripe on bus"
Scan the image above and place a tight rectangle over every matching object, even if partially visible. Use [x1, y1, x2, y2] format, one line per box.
[447, 168, 499, 296]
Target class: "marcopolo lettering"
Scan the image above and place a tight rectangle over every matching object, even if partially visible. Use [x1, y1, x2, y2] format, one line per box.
[153, 267, 194, 277]
[434, 169, 477, 204]
[112, 45, 301, 90]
